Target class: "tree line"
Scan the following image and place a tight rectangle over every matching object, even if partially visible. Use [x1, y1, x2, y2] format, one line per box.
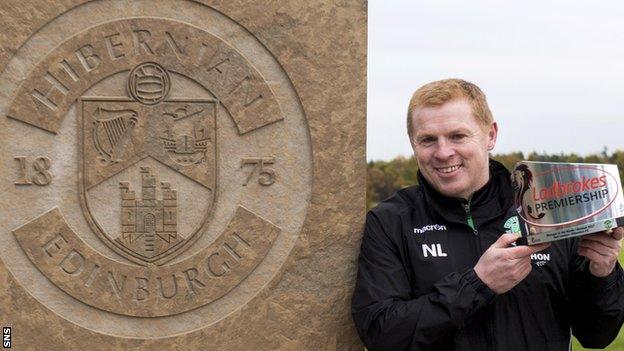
[367, 150, 624, 209]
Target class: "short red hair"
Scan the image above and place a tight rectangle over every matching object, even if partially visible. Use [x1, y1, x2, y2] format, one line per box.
[407, 78, 493, 143]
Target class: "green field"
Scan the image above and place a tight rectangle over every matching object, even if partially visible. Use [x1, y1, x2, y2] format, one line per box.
[573, 251, 624, 351]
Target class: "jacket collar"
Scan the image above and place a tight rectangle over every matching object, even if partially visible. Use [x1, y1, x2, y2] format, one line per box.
[418, 159, 514, 228]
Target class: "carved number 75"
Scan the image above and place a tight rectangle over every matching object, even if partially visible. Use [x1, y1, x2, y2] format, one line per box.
[241, 157, 276, 186]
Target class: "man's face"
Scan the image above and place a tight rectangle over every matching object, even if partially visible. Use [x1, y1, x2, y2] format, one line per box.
[410, 98, 497, 200]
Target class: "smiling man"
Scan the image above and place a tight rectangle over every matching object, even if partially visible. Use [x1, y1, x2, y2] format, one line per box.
[409, 97, 495, 200]
[352, 79, 624, 350]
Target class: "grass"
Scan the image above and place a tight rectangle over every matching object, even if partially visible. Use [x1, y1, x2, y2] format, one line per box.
[572, 250, 624, 350]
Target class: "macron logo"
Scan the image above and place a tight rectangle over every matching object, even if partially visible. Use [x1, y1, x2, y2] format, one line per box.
[414, 224, 447, 234]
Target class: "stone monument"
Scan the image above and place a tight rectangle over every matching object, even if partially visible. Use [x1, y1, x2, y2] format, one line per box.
[0, 1, 366, 349]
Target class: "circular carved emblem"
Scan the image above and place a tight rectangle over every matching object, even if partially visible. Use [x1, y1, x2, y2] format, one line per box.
[128, 62, 171, 105]
[0, 0, 312, 338]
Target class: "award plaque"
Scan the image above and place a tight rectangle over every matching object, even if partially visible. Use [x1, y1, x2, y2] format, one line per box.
[512, 161, 624, 245]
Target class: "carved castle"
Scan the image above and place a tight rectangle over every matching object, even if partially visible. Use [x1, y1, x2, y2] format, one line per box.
[119, 167, 179, 257]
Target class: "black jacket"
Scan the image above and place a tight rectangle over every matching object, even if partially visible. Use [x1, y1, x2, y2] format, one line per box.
[352, 160, 624, 351]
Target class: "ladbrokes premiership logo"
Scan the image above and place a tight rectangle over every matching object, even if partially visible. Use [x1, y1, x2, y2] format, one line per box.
[1, 8, 312, 334]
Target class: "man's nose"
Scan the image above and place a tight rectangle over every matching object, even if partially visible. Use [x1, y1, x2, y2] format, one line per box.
[434, 138, 455, 160]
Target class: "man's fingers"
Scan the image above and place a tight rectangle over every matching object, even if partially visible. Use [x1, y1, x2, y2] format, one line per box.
[578, 243, 610, 258]
[494, 233, 521, 248]
[580, 234, 621, 250]
[578, 245, 614, 267]
[578, 239, 618, 258]
[612, 227, 624, 240]
[577, 246, 600, 262]
[507, 242, 550, 259]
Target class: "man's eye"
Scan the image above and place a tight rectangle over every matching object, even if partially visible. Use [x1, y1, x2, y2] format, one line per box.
[451, 134, 467, 141]
[419, 137, 435, 145]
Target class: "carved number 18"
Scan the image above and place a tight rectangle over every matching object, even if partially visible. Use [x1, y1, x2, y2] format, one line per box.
[241, 157, 276, 186]
[14, 156, 52, 185]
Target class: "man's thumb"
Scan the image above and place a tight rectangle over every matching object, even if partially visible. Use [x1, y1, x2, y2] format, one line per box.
[612, 227, 624, 240]
[494, 233, 521, 248]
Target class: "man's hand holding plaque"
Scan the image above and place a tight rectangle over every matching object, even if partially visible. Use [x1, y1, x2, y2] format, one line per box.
[579, 227, 624, 277]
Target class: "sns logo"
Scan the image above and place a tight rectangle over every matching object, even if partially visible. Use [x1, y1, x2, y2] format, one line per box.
[422, 243, 448, 258]
[3, 327, 10, 349]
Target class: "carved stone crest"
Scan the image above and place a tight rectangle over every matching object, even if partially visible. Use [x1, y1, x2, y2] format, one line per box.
[80, 62, 217, 265]
[0, 0, 368, 345]
[4, 15, 313, 324]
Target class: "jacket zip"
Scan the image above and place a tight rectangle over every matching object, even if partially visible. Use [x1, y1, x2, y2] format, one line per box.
[463, 199, 494, 351]
[463, 200, 476, 234]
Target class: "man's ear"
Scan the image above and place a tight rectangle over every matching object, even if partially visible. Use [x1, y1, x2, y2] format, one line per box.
[487, 121, 498, 151]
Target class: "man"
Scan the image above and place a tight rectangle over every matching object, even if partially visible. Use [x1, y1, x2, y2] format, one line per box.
[352, 79, 624, 350]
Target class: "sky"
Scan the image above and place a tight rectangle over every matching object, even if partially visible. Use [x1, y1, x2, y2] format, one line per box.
[367, 0, 624, 161]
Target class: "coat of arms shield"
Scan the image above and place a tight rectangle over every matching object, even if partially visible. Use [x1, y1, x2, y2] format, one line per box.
[79, 63, 217, 265]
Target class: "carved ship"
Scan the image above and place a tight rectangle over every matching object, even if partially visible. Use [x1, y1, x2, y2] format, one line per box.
[161, 125, 209, 165]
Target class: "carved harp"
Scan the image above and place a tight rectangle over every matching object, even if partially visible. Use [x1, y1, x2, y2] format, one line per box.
[92, 107, 138, 163]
